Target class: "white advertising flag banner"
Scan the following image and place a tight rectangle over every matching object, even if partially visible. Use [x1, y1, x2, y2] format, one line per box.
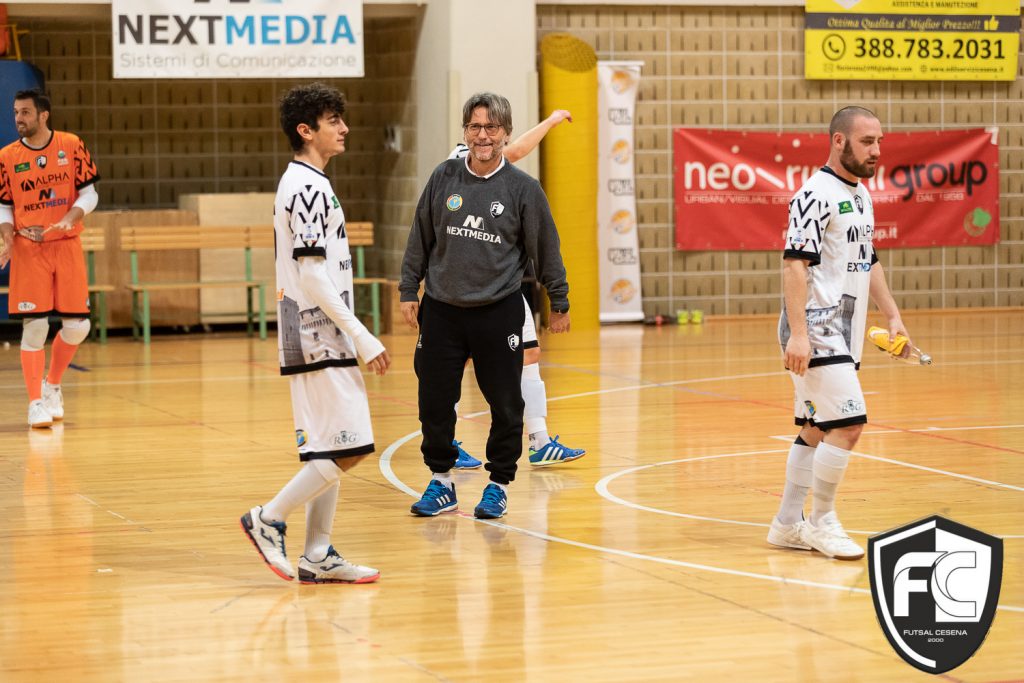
[111, 0, 364, 79]
[597, 62, 644, 323]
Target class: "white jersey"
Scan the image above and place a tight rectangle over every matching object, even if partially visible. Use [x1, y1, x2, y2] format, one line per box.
[274, 160, 359, 375]
[778, 167, 877, 367]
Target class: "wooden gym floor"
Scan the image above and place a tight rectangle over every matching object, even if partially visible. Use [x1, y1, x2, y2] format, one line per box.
[0, 310, 1021, 682]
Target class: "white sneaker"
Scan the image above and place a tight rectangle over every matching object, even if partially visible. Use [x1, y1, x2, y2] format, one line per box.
[28, 400, 53, 429]
[240, 505, 295, 581]
[42, 380, 64, 420]
[298, 546, 380, 584]
[800, 511, 865, 560]
[767, 517, 811, 550]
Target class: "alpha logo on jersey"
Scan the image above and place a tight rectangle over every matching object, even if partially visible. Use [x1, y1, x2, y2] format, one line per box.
[446, 194, 463, 211]
[838, 200, 854, 214]
[869, 515, 1002, 674]
[490, 201, 504, 217]
[508, 333, 520, 351]
[331, 431, 359, 446]
[296, 430, 308, 447]
[36, 155, 46, 169]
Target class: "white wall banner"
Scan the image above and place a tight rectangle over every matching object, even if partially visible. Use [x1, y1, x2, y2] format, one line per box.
[111, 0, 364, 79]
[597, 61, 644, 323]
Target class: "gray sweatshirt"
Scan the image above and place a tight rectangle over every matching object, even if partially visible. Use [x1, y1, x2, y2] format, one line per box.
[399, 159, 569, 311]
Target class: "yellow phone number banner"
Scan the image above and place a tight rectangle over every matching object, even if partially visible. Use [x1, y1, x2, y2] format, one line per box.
[805, 0, 1020, 80]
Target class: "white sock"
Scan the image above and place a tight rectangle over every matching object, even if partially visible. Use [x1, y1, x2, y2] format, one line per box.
[493, 482, 508, 493]
[263, 460, 337, 522]
[811, 441, 851, 525]
[776, 440, 815, 525]
[433, 472, 454, 490]
[522, 363, 549, 449]
[304, 480, 339, 562]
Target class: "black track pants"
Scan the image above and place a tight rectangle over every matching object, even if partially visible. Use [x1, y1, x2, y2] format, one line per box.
[414, 292, 525, 485]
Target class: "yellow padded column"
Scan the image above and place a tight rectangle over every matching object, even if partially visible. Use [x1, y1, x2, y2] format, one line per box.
[539, 33, 599, 329]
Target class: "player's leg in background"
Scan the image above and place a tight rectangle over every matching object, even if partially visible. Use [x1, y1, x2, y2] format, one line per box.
[521, 294, 585, 467]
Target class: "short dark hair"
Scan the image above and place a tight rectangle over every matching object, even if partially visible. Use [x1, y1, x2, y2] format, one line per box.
[829, 106, 878, 138]
[462, 92, 513, 135]
[14, 88, 51, 115]
[279, 82, 346, 152]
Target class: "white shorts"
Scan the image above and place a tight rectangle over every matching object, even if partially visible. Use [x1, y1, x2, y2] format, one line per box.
[289, 367, 375, 460]
[522, 294, 538, 348]
[790, 362, 867, 431]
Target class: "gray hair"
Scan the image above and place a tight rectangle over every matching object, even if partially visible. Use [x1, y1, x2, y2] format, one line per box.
[462, 92, 513, 134]
[829, 106, 878, 137]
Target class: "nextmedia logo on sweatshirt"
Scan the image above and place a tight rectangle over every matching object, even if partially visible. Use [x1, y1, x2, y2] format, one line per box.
[447, 215, 502, 244]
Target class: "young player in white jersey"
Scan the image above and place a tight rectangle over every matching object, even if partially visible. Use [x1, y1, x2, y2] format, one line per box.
[768, 106, 911, 560]
[241, 83, 390, 584]
[447, 109, 586, 470]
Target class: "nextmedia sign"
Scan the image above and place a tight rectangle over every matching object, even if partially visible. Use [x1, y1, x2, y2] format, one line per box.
[112, 0, 364, 79]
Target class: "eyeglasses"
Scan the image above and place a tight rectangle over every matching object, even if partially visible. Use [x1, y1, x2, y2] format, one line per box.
[464, 123, 502, 135]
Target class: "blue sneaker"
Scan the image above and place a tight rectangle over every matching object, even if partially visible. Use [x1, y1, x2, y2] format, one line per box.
[528, 436, 586, 467]
[410, 480, 458, 516]
[453, 440, 482, 469]
[474, 483, 508, 519]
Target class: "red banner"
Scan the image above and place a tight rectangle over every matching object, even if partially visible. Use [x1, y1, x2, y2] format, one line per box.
[674, 128, 1000, 251]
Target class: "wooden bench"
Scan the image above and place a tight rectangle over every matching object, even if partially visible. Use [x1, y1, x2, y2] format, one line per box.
[0, 231, 115, 343]
[120, 225, 268, 344]
[347, 221, 388, 337]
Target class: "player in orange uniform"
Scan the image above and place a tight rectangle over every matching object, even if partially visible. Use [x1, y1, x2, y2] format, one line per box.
[0, 89, 100, 428]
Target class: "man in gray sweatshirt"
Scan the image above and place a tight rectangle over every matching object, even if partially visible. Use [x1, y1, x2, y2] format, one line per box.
[400, 92, 570, 520]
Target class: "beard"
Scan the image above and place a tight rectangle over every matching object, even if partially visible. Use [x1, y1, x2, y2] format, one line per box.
[840, 140, 876, 178]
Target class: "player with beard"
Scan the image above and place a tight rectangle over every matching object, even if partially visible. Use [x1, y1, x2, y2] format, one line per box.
[0, 89, 100, 428]
[767, 106, 911, 560]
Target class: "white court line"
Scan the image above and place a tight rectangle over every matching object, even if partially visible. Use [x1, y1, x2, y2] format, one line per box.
[857, 424, 1024, 436]
[596, 450, 1023, 539]
[767, 435, 1024, 492]
[380, 432, 1024, 612]
[593, 449, 879, 535]
[379, 434, 873, 597]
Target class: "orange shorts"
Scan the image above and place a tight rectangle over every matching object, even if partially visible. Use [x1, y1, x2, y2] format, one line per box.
[8, 234, 90, 318]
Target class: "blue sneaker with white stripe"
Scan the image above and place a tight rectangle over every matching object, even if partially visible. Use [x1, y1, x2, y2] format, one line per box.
[453, 440, 482, 469]
[410, 480, 458, 516]
[474, 483, 508, 519]
[528, 435, 586, 467]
